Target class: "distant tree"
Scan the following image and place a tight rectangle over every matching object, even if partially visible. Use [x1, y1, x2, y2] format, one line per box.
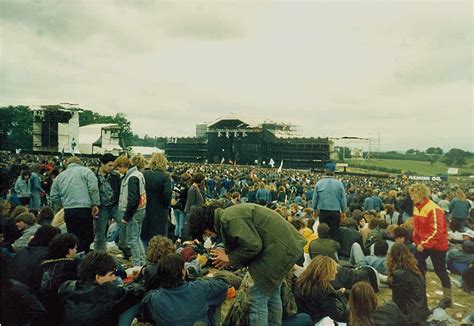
[442, 148, 469, 166]
[0, 106, 33, 151]
[426, 147, 443, 155]
[406, 149, 416, 155]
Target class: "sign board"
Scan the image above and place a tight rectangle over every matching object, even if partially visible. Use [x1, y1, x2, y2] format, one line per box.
[447, 168, 459, 175]
[407, 175, 448, 182]
[336, 163, 349, 167]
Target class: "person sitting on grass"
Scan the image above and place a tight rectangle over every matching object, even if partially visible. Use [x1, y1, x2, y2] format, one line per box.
[140, 253, 229, 326]
[58, 251, 145, 325]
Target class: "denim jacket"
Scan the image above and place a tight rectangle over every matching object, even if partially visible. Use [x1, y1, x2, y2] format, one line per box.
[312, 177, 347, 212]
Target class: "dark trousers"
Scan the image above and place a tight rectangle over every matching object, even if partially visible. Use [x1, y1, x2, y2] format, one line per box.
[416, 249, 451, 288]
[319, 210, 341, 242]
[64, 208, 94, 253]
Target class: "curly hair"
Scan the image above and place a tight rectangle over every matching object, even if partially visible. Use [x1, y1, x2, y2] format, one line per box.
[146, 235, 175, 263]
[386, 243, 421, 278]
[48, 233, 79, 259]
[148, 152, 168, 172]
[131, 154, 147, 171]
[408, 183, 430, 199]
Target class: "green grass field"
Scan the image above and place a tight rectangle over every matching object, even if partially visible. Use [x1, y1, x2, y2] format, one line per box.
[347, 157, 474, 176]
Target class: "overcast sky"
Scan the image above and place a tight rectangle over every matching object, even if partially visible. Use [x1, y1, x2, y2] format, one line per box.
[1, 0, 472, 152]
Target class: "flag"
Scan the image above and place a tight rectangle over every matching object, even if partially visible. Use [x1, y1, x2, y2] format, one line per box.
[269, 158, 275, 168]
[220, 157, 225, 164]
[277, 160, 283, 173]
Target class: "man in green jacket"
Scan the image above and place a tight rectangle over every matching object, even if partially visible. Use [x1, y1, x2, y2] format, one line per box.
[188, 203, 306, 326]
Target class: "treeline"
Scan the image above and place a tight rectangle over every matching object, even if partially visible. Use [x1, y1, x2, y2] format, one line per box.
[0, 106, 164, 151]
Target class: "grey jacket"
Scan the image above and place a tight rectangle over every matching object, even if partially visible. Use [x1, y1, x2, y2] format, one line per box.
[12, 224, 40, 252]
[50, 163, 100, 209]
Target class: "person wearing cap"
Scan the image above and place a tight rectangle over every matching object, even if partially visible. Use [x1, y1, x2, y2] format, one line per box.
[50, 156, 100, 253]
[408, 183, 452, 307]
[312, 162, 347, 242]
[446, 229, 474, 275]
[12, 212, 41, 252]
[93, 153, 124, 253]
[188, 203, 306, 326]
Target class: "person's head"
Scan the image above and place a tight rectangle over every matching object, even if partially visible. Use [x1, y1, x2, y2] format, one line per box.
[148, 152, 168, 172]
[37, 207, 54, 225]
[15, 212, 36, 231]
[355, 215, 367, 228]
[393, 226, 410, 244]
[99, 153, 116, 173]
[291, 220, 306, 236]
[1, 200, 11, 218]
[156, 253, 185, 289]
[373, 239, 389, 257]
[188, 206, 218, 240]
[368, 218, 379, 231]
[296, 256, 337, 297]
[78, 251, 116, 284]
[66, 156, 83, 167]
[131, 154, 146, 171]
[20, 170, 31, 181]
[387, 243, 421, 277]
[388, 189, 397, 198]
[324, 162, 336, 175]
[180, 172, 191, 184]
[48, 233, 79, 259]
[28, 208, 39, 218]
[50, 168, 59, 180]
[386, 224, 397, 238]
[231, 192, 240, 203]
[114, 155, 131, 175]
[349, 282, 377, 326]
[385, 204, 394, 214]
[146, 235, 175, 263]
[28, 225, 60, 247]
[449, 219, 462, 233]
[192, 173, 205, 187]
[317, 223, 331, 238]
[10, 205, 28, 220]
[408, 183, 430, 205]
[455, 189, 466, 201]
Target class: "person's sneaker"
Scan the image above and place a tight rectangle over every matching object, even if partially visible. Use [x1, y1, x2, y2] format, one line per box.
[361, 266, 380, 293]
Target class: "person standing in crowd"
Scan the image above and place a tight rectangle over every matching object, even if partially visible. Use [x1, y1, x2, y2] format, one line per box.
[50, 156, 100, 253]
[142, 153, 172, 242]
[312, 162, 347, 241]
[29, 165, 43, 209]
[449, 189, 471, 230]
[15, 170, 32, 206]
[94, 153, 123, 253]
[409, 183, 452, 306]
[116, 155, 147, 267]
[188, 203, 306, 326]
[184, 173, 205, 216]
[172, 172, 191, 240]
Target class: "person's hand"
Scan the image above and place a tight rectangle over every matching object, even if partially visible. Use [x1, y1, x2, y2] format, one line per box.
[91, 206, 99, 217]
[417, 244, 424, 252]
[211, 249, 231, 269]
[339, 287, 346, 294]
[122, 219, 128, 225]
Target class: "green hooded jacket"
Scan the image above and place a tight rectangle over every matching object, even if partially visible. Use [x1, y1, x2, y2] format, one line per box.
[215, 203, 306, 294]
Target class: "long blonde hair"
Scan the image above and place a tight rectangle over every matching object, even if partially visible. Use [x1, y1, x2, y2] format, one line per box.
[148, 152, 168, 172]
[455, 189, 466, 201]
[296, 255, 337, 297]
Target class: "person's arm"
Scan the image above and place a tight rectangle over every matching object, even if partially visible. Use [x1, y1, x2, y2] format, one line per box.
[224, 218, 263, 266]
[123, 176, 140, 222]
[340, 184, 348, 212]
[320, 290, 349, 322]
[418, 207, 444, 250]
[202, 277, 229, 306]
[162, 175, 172, 207]
[312, 184, 319, 210]
[86, 170, 101, 207]
[50, 178, 62, 206]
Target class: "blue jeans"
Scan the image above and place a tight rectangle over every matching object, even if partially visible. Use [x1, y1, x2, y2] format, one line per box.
[282, 313, 312, 326]
[350, 242, 365, 265]
[125, 210, 146, 266]
[94, 205, 125, 252]
[174, 209, 186, 237]
[118, 303, 141, 326]
[249, 282, 282, 326]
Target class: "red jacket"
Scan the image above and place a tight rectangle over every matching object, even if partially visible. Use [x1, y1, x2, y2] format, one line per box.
[412, 198, 448, 251]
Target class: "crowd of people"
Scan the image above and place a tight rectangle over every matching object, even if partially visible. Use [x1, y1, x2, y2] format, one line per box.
[1, 151, 473, 325]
